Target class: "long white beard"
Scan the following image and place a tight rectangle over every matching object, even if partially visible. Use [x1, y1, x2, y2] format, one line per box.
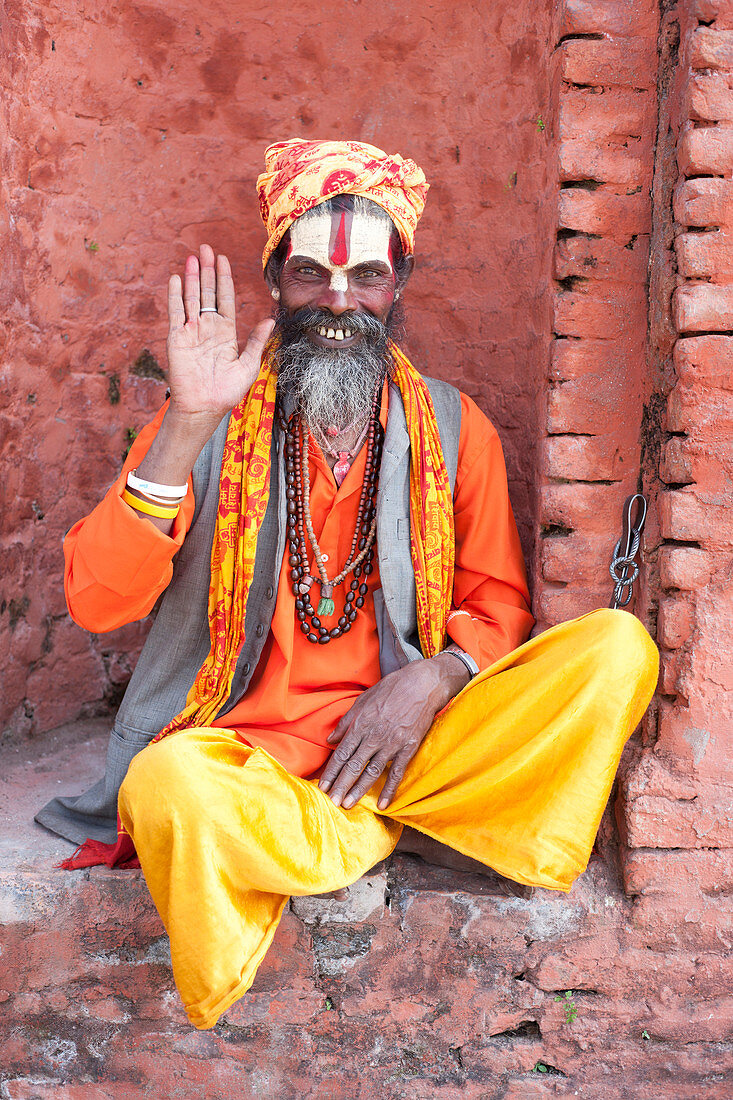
[277, 348, 387, 434]
[275, 312, 391, 434]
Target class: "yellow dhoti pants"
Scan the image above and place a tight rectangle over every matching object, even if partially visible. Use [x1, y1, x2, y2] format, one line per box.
[118, 609, 658, 1029]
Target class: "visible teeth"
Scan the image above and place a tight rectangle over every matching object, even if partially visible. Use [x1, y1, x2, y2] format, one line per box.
[344, 329, 352, 338]
[327, 328, 336, 339]
[334, 329, 344, 341]
[318, 326, 328, 336]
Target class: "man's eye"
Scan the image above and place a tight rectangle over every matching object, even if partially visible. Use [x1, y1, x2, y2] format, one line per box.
[294, 266, 322, 277]
[357, 269, 383, 279]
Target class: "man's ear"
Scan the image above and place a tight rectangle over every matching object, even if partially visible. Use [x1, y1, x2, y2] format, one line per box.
[396, 254, 415, 295]
[264, 267, 279, 295]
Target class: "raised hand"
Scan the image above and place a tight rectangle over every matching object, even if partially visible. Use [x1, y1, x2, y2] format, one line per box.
[166, 243, 274, 424]
[129, 245, 275, 534]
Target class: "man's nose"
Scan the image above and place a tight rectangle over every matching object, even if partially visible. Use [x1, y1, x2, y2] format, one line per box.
[325, 292, 355, 315]
[318, 282, 356, 315]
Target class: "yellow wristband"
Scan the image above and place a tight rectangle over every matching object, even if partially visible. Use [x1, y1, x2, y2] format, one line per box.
[122, 488, 180, 519]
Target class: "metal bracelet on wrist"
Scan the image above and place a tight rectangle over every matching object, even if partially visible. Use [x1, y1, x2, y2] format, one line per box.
[441, 645, 480, 680]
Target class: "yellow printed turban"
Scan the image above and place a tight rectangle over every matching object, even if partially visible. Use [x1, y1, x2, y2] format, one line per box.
[257, 138, 429, 270]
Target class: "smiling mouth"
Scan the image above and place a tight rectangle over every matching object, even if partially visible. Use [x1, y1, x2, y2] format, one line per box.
[309, 323, 360, 347]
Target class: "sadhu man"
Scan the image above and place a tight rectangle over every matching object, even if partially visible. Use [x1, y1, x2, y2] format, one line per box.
[36, 139, 658, 1030]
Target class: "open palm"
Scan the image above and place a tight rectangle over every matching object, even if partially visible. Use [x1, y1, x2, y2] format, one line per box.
[166, 243, 274, 421]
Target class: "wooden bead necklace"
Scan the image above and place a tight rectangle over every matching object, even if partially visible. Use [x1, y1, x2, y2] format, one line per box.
[279, 391, 382, 644]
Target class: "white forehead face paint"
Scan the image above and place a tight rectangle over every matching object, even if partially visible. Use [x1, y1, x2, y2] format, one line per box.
[288, 208, 393, 293]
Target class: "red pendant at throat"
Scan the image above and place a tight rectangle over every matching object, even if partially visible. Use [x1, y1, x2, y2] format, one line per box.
[333, 452, 352, 487]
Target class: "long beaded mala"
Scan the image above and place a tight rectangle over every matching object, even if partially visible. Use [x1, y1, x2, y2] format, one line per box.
[279, 391, 383, 645]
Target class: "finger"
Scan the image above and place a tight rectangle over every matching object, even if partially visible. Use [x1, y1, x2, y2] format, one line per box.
[239, 317, 276, 369]
[377, 750, 414, 810]
[341, 752, 391, 810]
[167, 274, 185, 334]
[326, 713, 351, 746]
[183, 254, 201, 324]
[215, 253, 236, 321]
[328, 748, 375, 808]
[319, 732, 358, 791]
[199, 243, 217, 311]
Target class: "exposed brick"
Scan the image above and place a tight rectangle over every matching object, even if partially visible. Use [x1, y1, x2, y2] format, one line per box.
[549, 337, 634, 380]
[559, 39, 658, 88]
[692, 0, 733, 31]
[667, 377, 733, 434]
[659, 488, 727, 544]
[541, 480, 637, 534]
[621, 751, 701, 801]
[664, 440, 733, 497]
[558, 186, 650, 240]
[536, 585, 609, 626]
[500, 1081, 561, 1099]
[674, 333, 733, 388]
[531, 940, 700, 999]
[553, 233, 649, 283]
[688, 71, 733, 123]
[544, 432, 626, 481]
[553, 283, 648, 338]
[626, 790, 733, 848]
[675, 227, 733, 280]
[659, 546, 714, 590]
[540, 530, 611, 585]
[674, 177, 733, 227]
[632, 890, 733, 951]
[655, 701, 733, 781]
[673, 283, 733, 332]
[558, 140, 648, 187]
[690, 26, 733, 69]
[547, 376, 639, 434]
[659, 435, 694, 484]
[659, 648, 688, 695]
[623, 848, 733, 896]
[677, 120, 733, 176]
[560, 86, 652, 142]
[657, 597, 694, 649]
[559, 0, 659, 38]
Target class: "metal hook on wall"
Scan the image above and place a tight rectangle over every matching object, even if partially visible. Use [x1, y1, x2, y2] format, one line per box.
[609, 494, 648, 610]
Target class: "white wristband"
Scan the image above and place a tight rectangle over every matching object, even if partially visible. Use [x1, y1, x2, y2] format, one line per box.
[127, 469, 189, 499]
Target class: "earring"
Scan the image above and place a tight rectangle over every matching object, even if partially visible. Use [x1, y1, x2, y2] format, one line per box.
[271, 287, 280, 300]
[395, 291, 400, 299]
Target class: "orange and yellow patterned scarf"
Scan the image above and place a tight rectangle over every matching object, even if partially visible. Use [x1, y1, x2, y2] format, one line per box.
[152, 340, 454, 744]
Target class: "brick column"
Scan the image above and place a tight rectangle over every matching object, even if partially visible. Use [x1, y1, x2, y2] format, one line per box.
[536, 0, 660, 628]
[621, 0, 733, 907]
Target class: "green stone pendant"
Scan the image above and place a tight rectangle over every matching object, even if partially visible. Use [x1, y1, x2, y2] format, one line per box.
[317, 581, 335, 618]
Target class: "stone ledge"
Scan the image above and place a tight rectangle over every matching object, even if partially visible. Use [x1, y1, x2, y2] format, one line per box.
[1, 719, 732, 1098]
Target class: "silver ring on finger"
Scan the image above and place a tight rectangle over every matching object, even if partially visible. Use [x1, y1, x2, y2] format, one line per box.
[199, 307, 218, 314]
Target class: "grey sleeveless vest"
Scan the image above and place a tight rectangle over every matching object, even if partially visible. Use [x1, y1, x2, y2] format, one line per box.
[35, 376, 462, 845]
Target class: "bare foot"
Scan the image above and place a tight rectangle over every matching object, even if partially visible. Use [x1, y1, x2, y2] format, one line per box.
[395, 828, 535, 899]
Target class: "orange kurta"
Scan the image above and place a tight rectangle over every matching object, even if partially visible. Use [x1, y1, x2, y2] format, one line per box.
[64, 386, 533, 777]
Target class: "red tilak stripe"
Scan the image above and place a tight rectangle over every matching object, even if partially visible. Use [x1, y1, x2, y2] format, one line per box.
[330, 212, 348, 266]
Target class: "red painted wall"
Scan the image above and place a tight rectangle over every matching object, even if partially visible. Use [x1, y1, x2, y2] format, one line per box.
[1, 0, 557, 735]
